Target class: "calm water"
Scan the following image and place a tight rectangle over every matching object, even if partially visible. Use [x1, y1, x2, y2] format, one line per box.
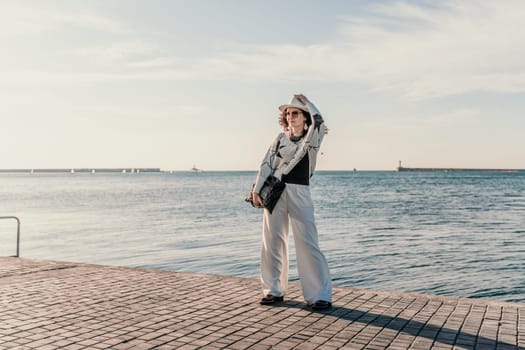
[1, 171, 524, 302]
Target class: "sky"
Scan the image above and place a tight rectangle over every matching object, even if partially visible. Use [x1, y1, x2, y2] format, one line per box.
[1, 0, 524, 171]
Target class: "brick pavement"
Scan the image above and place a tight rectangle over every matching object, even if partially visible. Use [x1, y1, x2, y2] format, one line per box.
[0, 257, 523, 349]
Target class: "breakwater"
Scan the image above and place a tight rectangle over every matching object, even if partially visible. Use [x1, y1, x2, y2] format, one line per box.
[396, 161, 525, 172]
[398, 166, 525, 172]
[0, 168, 160, 173]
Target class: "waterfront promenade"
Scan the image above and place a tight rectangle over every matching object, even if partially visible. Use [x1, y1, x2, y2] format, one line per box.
[0, 257, 523, 349]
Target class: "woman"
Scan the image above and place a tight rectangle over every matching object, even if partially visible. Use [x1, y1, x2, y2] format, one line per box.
[252, 94, 332, 310]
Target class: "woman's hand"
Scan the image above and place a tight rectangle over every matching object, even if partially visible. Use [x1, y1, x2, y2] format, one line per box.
[252, 192, 264, 208]
[294, 94, 309, 105]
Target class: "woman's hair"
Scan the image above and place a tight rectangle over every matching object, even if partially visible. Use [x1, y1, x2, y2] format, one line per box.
[278, 109, 312, 130]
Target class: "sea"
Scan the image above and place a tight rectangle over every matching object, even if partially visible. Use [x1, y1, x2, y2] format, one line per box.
[1, 171, 524, 303]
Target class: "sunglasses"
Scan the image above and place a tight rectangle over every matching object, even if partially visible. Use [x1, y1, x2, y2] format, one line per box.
[285, 110, 303, 117]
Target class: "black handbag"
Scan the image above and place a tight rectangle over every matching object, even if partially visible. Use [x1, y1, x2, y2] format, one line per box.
[245, 175, 286, 214]
[261, 175, 286, 213]
[246, 138, 286, 214]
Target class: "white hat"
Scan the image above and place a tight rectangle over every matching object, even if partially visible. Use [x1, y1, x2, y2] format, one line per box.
[278, 96, 309, 113]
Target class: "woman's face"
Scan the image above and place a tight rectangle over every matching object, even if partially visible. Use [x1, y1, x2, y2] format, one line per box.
[285, 107, 306, 128]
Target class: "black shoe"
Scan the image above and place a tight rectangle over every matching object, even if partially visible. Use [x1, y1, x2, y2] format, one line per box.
[260, 294, 284, 305]
[310, 300, 332, 310]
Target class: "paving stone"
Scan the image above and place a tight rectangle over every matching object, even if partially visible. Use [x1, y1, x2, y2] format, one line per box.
[0, 257, 523, 349]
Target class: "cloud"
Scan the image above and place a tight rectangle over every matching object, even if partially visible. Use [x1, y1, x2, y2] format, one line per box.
[115, 1, 525, 99]
[359, 107, 482, 132]
[340, 1, 525, 99]
[176, 1, 521, 100]
[209, 1, 525, 99]
[6, 0, 525, 100]
[71, 41, 158, 64]
[0, 2, 134, 35]
[126, 57, 179, 68]
[48, 11, 134, 35]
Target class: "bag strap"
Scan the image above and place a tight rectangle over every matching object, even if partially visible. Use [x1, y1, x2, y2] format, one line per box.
[269, 136, 281, 176]
[274, 139, 281, 153]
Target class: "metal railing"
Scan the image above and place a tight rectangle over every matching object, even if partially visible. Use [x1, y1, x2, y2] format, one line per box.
[0, 216, 20, 257]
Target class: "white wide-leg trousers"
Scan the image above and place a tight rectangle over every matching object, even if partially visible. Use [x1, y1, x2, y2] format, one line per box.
[260, 183, 332, 304]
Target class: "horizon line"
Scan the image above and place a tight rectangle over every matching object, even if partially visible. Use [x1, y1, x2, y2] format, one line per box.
[2, 167, 525, 173]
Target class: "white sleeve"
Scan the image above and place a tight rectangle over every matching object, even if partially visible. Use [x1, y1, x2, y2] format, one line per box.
[253, 133, 282, 194]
